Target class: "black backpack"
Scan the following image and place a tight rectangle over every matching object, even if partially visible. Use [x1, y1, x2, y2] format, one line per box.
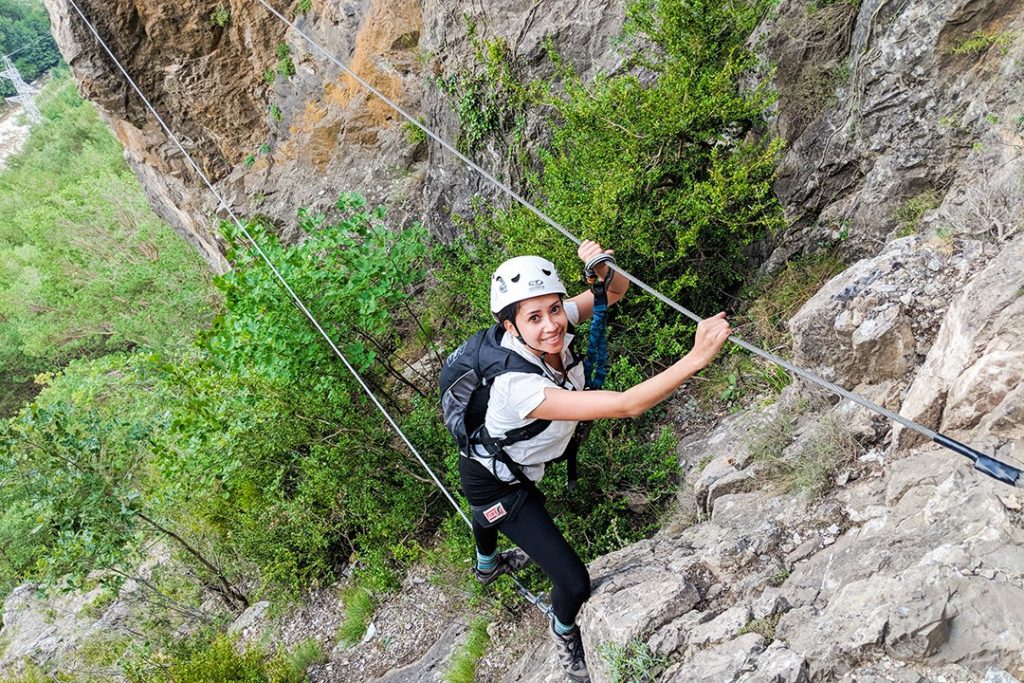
[440, 324, 579, 487]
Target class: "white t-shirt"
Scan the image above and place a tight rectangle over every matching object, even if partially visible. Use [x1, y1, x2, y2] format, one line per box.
[470, 301, 586, 483]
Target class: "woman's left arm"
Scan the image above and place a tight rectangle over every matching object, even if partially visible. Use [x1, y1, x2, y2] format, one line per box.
[567, 240, 630, 321]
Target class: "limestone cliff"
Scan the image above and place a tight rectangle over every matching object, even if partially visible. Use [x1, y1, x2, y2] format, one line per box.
[43, 0, 625, 268]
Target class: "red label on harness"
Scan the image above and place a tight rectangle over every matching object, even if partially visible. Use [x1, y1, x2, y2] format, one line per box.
[483, 502, 507, 523]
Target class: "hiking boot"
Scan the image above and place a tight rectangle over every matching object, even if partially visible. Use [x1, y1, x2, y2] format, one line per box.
[550, 622, 590, 683]
[473, 548, 532, 585]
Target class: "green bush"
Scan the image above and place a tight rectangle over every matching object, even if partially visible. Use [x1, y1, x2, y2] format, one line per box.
[435, 35, 532, 154]
[126, 632, 321, 683]
[204, 194, 428, 388]
[403, 119, 428, 145]
[276, 43, 296, 78]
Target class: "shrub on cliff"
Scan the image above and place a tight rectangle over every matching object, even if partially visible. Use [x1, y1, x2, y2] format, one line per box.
[438, 0, 784, 362]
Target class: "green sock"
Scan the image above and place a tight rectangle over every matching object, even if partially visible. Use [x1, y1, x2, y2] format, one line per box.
[476, 550, 497, 572]
[553, 617, 576, 635]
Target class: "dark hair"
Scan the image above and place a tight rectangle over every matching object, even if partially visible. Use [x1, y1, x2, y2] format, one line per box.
[496, 301, 520, 328]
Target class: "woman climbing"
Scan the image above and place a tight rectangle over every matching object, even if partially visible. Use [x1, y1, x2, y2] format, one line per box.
[445, 241, 732, 683]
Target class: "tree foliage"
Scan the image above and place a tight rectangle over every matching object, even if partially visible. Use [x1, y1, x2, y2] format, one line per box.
[203, 193, 428, 392]
[0, 74, 219, 415]
[0, 0, 62, 94]
[0, 194, 440, 603]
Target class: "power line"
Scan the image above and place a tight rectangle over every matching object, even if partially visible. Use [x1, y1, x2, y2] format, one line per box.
[254, 0, 1020, 489]
[5, 35, 50, 60]
[62, 0, 554, 616]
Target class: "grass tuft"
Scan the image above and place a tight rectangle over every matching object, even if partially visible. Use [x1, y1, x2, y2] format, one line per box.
[893, 189, 940, 237]
[752, 411, 862, 498]
[947, 30, 1016, 56]
[598, 639, 667, 683]
[745, 252, 846, 351]
[209, 4, 230, 27]
[445, 617, 491, 683]
[738, 613, 781, 640]
[336, 586, 376, 647]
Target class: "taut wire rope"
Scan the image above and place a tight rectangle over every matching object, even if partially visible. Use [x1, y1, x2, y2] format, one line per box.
[4, 35, 50, 60]
[63, 0, 554, 616]
[255, 0, 1020, 488]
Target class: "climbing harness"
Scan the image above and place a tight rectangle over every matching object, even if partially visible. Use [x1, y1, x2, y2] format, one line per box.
[251, 0, 1021, 490]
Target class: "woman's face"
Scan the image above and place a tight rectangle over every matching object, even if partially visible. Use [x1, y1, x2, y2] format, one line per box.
[504, 293, 568, 356]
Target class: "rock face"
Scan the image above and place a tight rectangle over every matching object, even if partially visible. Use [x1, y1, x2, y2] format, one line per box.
[762, 0, 1024, 265]
[564, 418, 1024, 682]
[789, 234, 993, 388]
[44, 0, 424, 272]
[894, 235, 1024, 455]
[43, 0, 627, 268]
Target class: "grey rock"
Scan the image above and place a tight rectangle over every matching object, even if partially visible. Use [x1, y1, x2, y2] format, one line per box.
[737, 642, 808, 683]
[369, 621, 465, 682]
[894, 234, 1024, 451]
[661, 633, 765, 683]
[227, 600, 270, 638]
[985, 669, 1022, 683]
[649, 610, 706, 658]
[687, 605, 752, 649]
[751, 590, 790, 621]
[789, 235, 987, 388]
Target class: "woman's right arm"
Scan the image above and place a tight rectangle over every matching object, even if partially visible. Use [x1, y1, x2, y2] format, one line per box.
[528, 312, 732, 422]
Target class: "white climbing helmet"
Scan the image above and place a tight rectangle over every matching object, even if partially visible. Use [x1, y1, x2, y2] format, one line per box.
[490, 255, 567, 316]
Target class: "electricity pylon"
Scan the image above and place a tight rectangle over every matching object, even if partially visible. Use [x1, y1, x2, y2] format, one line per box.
[1, 56, 42, 124]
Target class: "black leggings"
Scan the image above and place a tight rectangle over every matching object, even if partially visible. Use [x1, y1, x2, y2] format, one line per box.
[472, 487, 591, 625]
